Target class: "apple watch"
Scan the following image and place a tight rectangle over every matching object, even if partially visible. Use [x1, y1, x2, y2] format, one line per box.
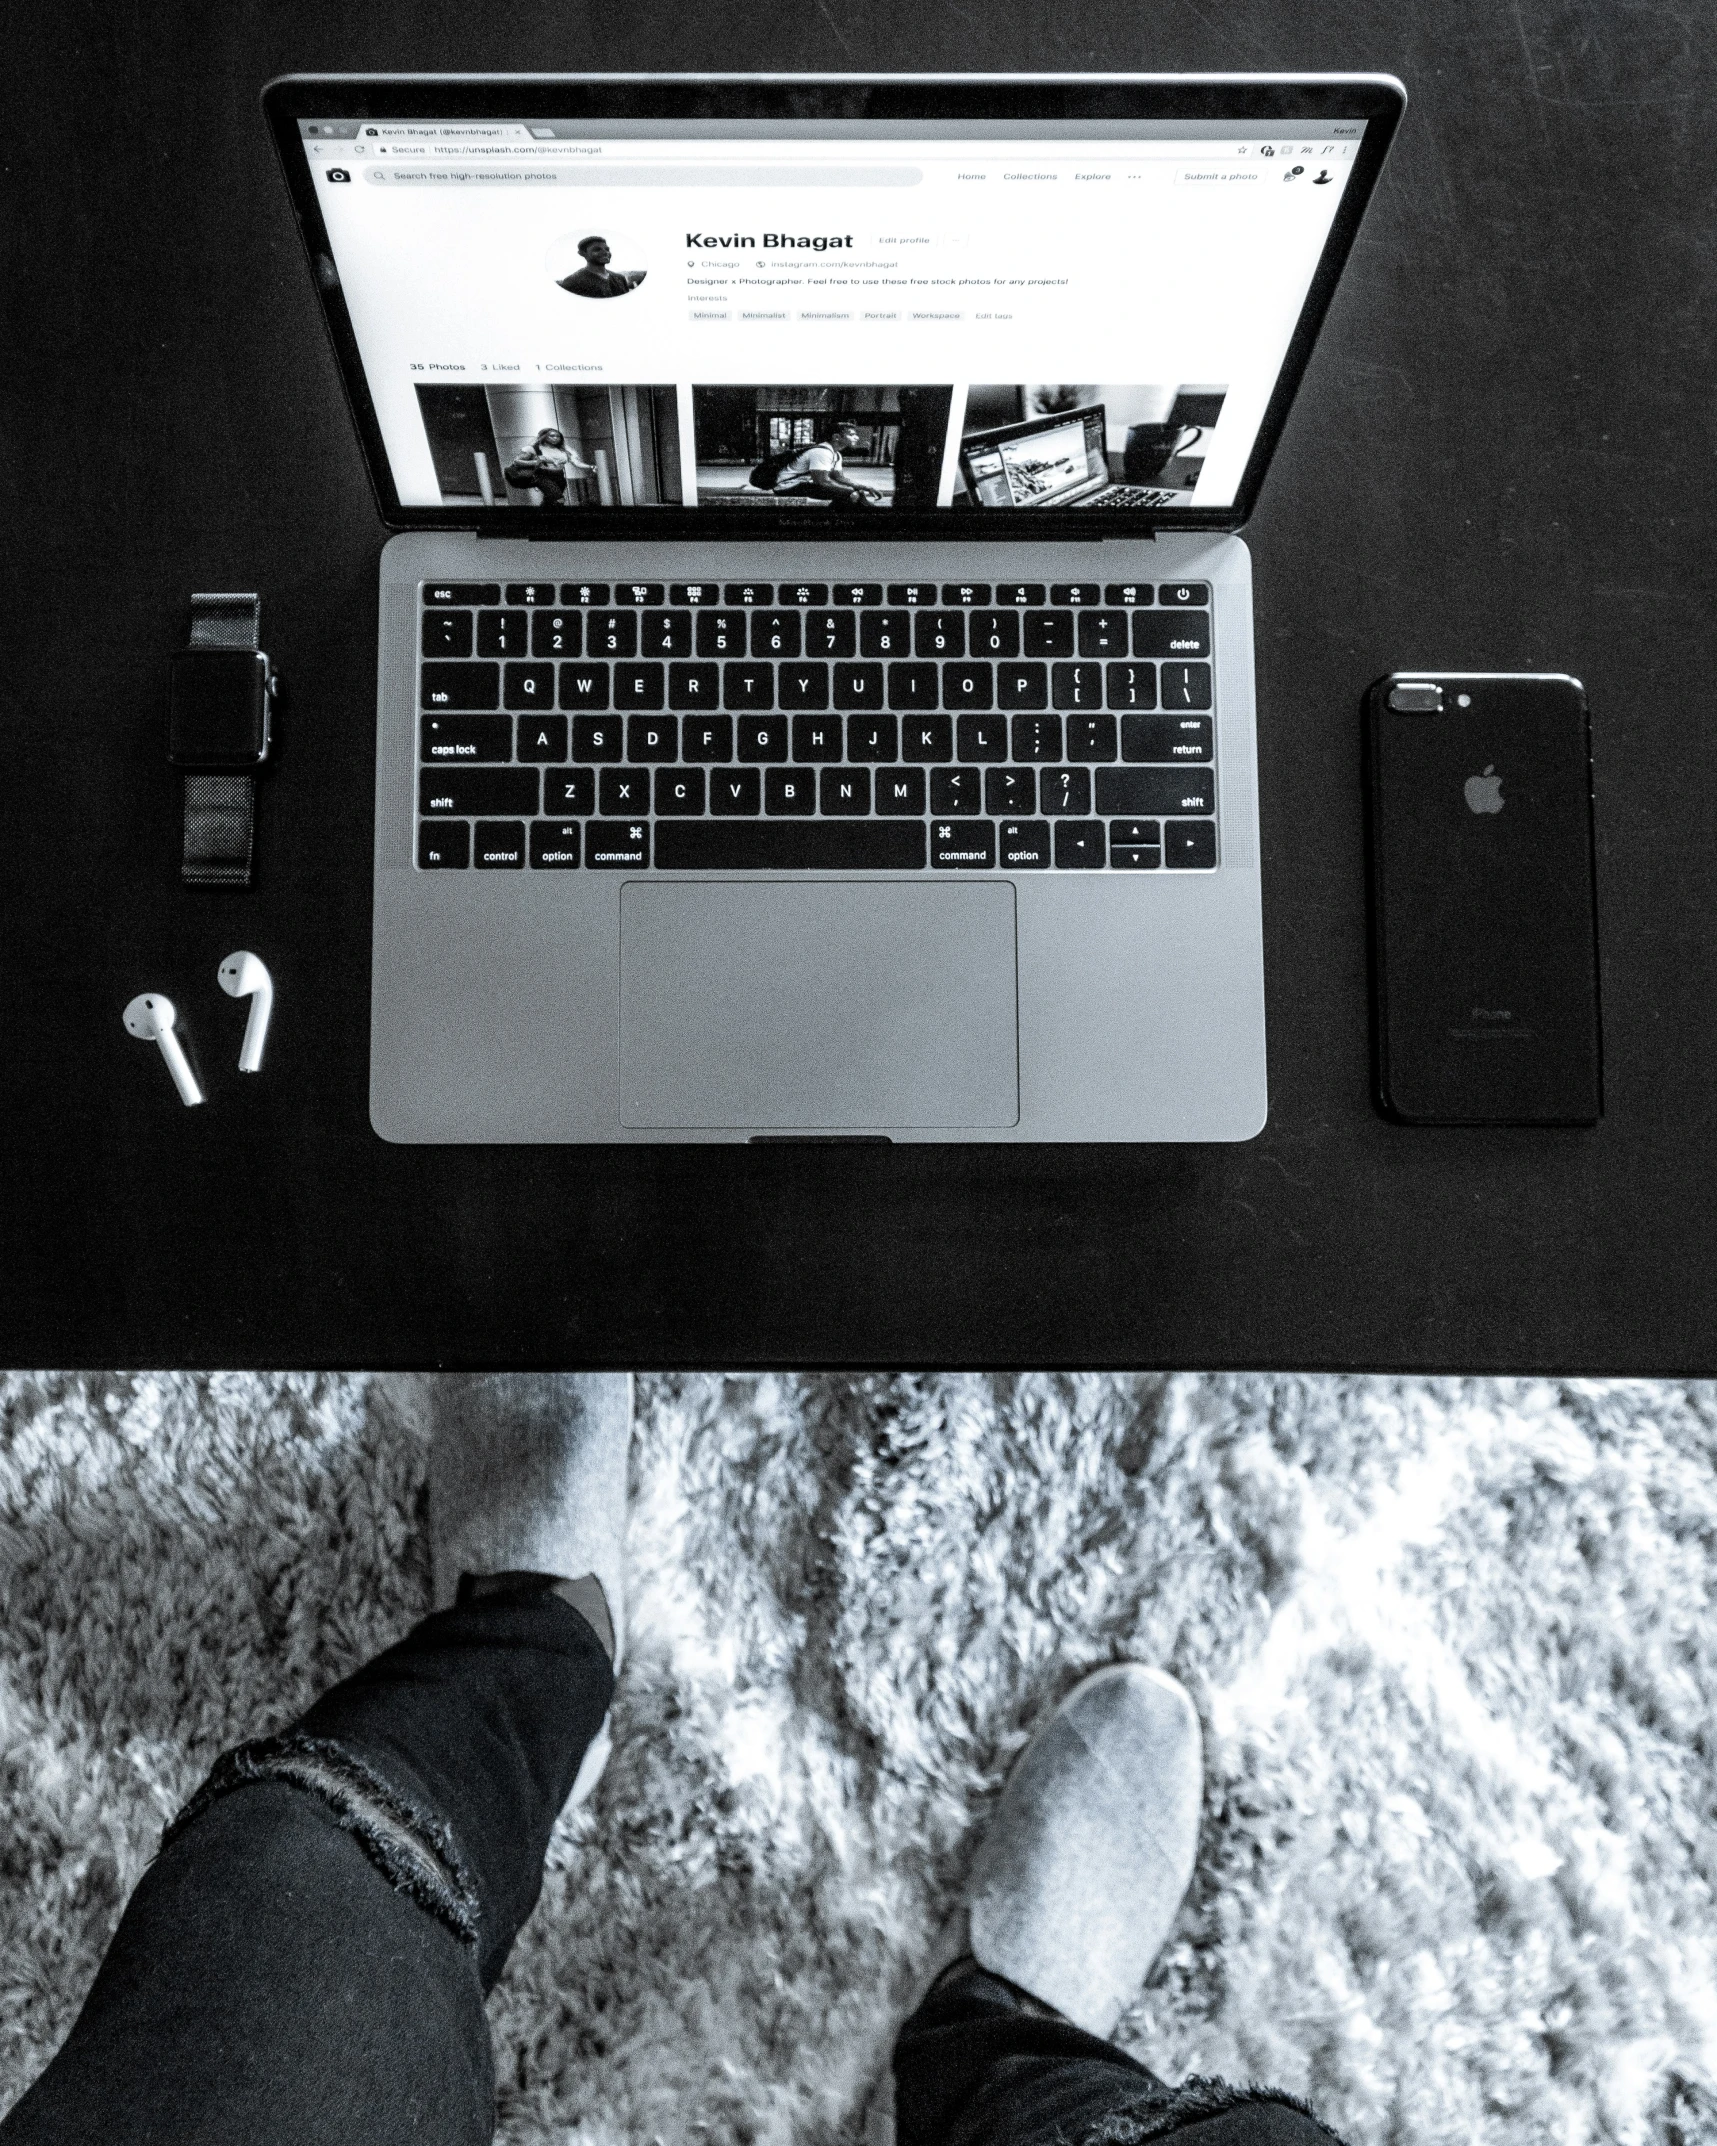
[168, 593, 278, 886]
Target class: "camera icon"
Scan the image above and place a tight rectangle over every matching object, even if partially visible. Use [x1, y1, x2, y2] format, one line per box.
[326, 167, 351, 183]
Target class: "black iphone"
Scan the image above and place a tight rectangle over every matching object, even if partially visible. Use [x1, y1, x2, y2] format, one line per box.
[1364, 672, 1601, 1125]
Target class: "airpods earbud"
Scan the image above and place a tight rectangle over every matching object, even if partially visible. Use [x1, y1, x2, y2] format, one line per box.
[123, 994, 204, 1106]
[217, 952, 273, 1072]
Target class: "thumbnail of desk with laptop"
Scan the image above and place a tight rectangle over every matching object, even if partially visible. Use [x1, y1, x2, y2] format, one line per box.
[958, 386, 1227, 512]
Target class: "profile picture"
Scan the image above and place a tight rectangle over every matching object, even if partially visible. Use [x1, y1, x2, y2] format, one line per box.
[549, 230, 647, 300]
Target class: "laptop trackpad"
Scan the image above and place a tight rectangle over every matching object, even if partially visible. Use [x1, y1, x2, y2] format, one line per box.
[619, 881, 1019, 1129]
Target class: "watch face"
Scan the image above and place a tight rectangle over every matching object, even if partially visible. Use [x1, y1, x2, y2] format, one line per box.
[169, 651, 269, 765]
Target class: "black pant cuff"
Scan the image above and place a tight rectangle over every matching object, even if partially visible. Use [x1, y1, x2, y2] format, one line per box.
[1069, 2078, 1351, 2144]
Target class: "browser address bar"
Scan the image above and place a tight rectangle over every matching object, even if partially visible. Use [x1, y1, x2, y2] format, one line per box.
[364, 165, 923, 187]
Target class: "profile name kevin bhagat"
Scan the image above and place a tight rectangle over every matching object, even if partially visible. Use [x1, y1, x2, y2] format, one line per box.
[686, 232, 855, 251]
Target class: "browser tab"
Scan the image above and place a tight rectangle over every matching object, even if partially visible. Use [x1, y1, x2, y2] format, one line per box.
[354, 121, 538, 141]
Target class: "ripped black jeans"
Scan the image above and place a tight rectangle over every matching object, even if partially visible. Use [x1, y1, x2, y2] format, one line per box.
[0, 1589, 1342, 2146]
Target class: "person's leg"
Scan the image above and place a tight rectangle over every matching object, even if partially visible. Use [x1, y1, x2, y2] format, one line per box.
[891, 1667, 1349, 2146]
[893, 1960, 1167, 2146]
[796, 478, 884, 508]
[0, 1373, 629, 2146]
[893, 1967, 1345, 2146]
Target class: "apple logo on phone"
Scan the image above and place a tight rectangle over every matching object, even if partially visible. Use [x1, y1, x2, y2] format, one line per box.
[1464, 765, 1504, 814]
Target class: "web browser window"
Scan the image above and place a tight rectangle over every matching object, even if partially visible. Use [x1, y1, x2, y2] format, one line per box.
[300, 117, 1365, 513]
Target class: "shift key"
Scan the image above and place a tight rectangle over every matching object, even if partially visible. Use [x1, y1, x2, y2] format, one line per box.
[420, 714, 513, 763]
[418, 766, 539, 816]
[1095, 765, 1215, 816]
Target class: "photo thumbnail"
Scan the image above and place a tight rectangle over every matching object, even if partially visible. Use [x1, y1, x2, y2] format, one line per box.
[548, 229, 648, 299]
[691, 385, 953, 510]
[414, 384, 683, 507]
[958, 385, 1227, 509]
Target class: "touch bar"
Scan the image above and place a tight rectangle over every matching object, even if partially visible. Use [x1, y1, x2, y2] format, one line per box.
[653, 823, 927, 871]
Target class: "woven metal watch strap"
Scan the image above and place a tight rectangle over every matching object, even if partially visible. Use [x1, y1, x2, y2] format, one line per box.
[182, 593, 261, 885]
[182, 774, 256, 885]
[187, 592, 261, 650]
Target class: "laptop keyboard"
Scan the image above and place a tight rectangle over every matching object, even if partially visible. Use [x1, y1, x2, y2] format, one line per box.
[416, 578, 1217, 873]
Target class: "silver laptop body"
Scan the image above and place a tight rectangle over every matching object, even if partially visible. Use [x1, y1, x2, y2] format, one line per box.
[265, 72, 1405, 1143]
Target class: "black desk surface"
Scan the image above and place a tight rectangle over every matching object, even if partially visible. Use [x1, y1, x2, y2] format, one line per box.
[6, 4, 1713, 1372]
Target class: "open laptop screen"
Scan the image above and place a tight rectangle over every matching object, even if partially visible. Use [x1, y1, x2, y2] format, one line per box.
[267, 78, 1404, 534]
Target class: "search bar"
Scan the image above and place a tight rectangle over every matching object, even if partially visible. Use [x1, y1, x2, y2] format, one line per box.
[363, 164, 921, 187]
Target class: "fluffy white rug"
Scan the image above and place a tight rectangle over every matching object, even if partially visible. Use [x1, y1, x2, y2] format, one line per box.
[1, 1374, 1714, 2146]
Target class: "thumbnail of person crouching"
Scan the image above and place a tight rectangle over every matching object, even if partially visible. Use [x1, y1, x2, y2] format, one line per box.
[752, 420, 884, 509]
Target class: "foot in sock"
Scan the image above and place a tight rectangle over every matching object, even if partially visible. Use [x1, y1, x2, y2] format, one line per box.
[963, 1662, 1203, 2037]
[428, 1374, 633, 1801]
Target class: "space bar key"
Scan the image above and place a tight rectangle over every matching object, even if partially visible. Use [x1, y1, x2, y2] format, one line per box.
[653, 822, 927, 870]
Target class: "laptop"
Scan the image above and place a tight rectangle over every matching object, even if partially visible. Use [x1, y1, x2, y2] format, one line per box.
[264, 72, 1405, 1143]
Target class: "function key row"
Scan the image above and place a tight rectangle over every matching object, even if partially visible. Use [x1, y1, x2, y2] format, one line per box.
[423, 579, 1208, 611]
[424, 609, 1211, 661]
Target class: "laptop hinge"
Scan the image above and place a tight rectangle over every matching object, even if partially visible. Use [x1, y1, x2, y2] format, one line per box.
[473, 525, 1168, 541]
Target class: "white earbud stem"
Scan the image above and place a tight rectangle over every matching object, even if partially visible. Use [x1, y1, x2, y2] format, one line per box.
[218, 952, 274, 1073]
[122, 993, 204, 1107]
